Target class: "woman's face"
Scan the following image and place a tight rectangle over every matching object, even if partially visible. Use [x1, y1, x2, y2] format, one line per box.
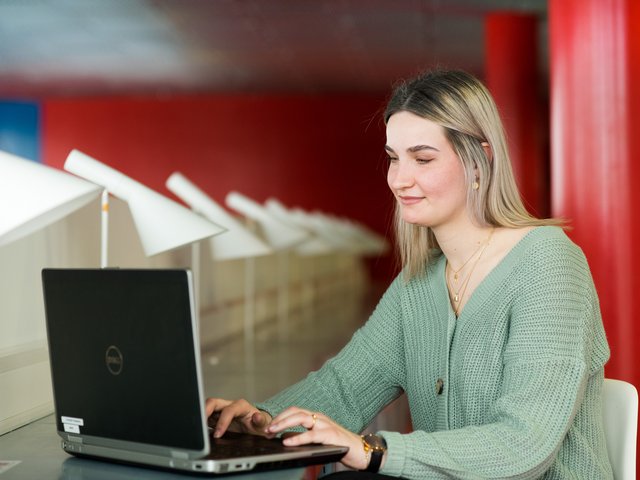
[386, 111, 469, 229]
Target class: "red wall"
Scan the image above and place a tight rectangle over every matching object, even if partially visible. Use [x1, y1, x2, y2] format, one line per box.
[41, 93, 396, 278]
[550, 0, 640, 470]
[485, 13, 550, 218]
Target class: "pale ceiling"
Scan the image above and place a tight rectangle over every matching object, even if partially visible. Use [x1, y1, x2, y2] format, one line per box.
[0, 0, 548, 97]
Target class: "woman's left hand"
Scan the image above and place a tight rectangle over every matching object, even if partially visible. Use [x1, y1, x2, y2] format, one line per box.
[266, 407, 371, 471]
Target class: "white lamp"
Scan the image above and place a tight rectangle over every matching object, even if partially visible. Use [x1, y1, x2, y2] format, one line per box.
[225, 191, 308, 250]
[166, 173, 271, 260]
[264, 198, 334, 256]
[301, 211, 359, 252]
[0, 150, 101, 247]
[225, 192, 310, 340]
[166, 174, 272, 366]
[64, 149, 226, 267]
[321, 213, 389, 256]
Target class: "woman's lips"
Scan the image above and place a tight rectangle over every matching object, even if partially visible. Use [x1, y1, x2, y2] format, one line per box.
[398, 195, 424, 206]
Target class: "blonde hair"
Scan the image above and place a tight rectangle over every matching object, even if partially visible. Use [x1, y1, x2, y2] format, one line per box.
[384, 70, 560, 280]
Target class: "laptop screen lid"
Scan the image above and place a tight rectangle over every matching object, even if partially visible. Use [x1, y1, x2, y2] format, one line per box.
[42, 268, 209, 459]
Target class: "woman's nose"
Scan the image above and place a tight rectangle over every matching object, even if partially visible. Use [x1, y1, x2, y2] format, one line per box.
[388, 160, 414, 190]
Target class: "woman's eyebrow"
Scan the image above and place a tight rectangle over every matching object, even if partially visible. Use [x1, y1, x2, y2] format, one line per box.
[384, 144, 440, 153]
[407, 144, 440, 153]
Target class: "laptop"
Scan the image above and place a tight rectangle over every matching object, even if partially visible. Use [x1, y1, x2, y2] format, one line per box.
[42, 268, 347, 475]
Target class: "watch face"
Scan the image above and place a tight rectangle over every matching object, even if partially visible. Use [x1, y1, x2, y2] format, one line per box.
[364, 434, 387, 451]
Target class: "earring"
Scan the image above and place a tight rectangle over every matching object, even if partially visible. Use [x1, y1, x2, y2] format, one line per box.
[472, 178, 479, 190]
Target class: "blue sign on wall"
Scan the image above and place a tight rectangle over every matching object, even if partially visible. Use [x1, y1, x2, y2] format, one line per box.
[0, 101, 40, 162]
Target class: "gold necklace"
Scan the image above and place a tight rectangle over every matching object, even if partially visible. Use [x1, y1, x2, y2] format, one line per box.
[447, 229, 495, 316]
[448, 236, 489, 283]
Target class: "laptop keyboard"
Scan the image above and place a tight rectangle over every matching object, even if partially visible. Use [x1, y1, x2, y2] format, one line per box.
[206, 430, 296, 459]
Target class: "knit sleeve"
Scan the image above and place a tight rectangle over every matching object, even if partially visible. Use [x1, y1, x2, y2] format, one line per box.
[380, 239, 603, 479]
[255, 274, 406, 433]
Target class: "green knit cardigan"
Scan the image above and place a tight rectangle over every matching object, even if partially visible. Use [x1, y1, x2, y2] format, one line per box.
[257, 227, 613, 479]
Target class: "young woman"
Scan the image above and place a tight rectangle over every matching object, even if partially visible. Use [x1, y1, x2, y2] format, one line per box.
[206, 70, 612, 479]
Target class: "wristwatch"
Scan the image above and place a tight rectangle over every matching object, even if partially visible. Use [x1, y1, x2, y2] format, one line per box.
[361, 433, 387, 473]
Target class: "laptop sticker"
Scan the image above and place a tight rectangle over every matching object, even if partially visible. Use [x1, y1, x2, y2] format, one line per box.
[62, 416, 84, 432]
[61, 416, 84, 426]
[63, 424, 80, 434]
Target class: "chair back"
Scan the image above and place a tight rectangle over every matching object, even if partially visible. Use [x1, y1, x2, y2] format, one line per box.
[602, 378, 638, 480]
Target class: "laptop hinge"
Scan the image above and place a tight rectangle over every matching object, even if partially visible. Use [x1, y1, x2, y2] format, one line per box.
[171, 451, 189, 459]
[67, 435, 83, 443]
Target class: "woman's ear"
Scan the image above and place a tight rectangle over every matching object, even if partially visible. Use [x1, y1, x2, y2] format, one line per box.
[480, 142, 493, 163]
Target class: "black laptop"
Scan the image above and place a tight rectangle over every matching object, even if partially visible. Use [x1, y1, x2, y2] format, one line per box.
[41, 268, 347, 475]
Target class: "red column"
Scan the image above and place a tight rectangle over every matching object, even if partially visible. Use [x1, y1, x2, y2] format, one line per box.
[549, 0, 640, 392]
[485, 13, 548, 217]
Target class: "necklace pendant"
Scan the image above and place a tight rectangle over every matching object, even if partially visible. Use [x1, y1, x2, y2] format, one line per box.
[454, 294, 459, 303]
[453, 273, 459, 281]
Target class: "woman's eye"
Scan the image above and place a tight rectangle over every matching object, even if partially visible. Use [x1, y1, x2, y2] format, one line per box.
[386, 156, 399, 163]
[416, 158, 434, 164]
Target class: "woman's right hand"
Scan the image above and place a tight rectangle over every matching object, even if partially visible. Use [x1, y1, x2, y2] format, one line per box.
[205, 398, 272, 438]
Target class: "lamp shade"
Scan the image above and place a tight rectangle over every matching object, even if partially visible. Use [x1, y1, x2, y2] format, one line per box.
[315, 212, 389, 256]
[264, 197, 388, 256]
[166, 172, 271, 260]
[264, 198, 334, 256]
[225, 191, 308, 250]
[0, 150, 101, 247]
[64, 149, 226, 256]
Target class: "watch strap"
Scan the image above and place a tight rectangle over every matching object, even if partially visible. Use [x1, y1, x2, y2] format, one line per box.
[366, 448, 384, 473]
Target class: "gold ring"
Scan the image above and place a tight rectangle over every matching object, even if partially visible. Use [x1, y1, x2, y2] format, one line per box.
[310, 413, 317, 429]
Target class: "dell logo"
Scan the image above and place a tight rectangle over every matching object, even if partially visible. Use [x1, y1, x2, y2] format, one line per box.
[105, 345, 123, 375]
